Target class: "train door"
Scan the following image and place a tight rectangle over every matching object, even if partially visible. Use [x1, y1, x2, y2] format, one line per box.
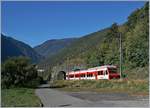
[95, 72, 98, 80]
[103, 70, 109, 79]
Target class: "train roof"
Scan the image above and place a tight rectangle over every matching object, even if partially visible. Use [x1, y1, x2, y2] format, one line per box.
[88, 65, 117, 70]
[67, 65, 117, 74]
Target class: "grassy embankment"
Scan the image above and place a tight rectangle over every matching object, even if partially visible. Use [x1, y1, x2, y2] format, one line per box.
[1, 88, 41, 107]
[51, 79, 149, 95]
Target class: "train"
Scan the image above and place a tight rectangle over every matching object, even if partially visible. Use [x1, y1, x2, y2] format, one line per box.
[66, 65, 120, 80]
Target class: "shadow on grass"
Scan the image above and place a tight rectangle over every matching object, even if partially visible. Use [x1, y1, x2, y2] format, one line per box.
[49, 85, 66, 88]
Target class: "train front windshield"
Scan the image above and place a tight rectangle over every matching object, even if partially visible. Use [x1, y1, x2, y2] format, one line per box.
[108, 68, 117, 73]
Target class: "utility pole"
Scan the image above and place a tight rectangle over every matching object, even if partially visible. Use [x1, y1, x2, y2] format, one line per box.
[119, 33, 122, 79]
[67, 57, 69, 72]
[67, 57, 69, 80]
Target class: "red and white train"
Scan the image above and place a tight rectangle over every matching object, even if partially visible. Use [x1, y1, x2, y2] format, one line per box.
[66, 65, 120, 80]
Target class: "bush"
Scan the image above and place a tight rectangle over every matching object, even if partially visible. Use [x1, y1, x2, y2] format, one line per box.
[1, 57, 41, 88]
[25, 77, 43, 88]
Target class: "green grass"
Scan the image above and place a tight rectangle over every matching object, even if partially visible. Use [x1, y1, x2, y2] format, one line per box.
[51, 79, 149, 95]
[1, 88, 41, 107]
[125, 66, 149, 80]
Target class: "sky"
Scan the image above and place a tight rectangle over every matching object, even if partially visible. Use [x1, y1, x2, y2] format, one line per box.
[2, 1, 146, 47]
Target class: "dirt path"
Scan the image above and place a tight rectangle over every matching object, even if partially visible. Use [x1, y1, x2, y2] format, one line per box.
[35, 84, 149, 107]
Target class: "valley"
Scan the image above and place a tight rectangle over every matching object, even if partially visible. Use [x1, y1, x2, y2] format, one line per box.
[1, 1, 149, 107]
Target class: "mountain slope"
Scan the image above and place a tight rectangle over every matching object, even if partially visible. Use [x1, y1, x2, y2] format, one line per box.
[34, 38, 77, 57]
[1, 34, 44, 63]
[39, 28, 109, 68]
[39, 2, 148, 73]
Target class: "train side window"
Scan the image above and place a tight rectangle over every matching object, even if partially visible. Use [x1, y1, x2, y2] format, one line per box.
[98, 71, 103, 75]
[88, 74, 91, 77]
[69, 75, 73, 78]
[75, 74, 78, 78]
[106, 70, 108, 75]
[81, 74, 85, 77]
[87, 74, 92, 77]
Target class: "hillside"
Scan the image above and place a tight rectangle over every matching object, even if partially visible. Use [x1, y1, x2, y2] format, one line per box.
[39, 2, 148, 80]
[39, 28, 109, 68]
[1, 34, 44, 63]
[34, 38, 77, 57]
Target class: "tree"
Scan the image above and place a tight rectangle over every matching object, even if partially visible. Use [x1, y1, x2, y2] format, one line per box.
[103, 23, 120, 65]
[124, 2, 149, 68]
[2, 56, 40, 88]
[106, 23, 119, 41]
[86, 51, 99, 67]
[125, 21, 148, 68]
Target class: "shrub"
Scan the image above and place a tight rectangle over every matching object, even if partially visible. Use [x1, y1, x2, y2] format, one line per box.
[25, 77, 43, 88]
[1, 57, 41, 88]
